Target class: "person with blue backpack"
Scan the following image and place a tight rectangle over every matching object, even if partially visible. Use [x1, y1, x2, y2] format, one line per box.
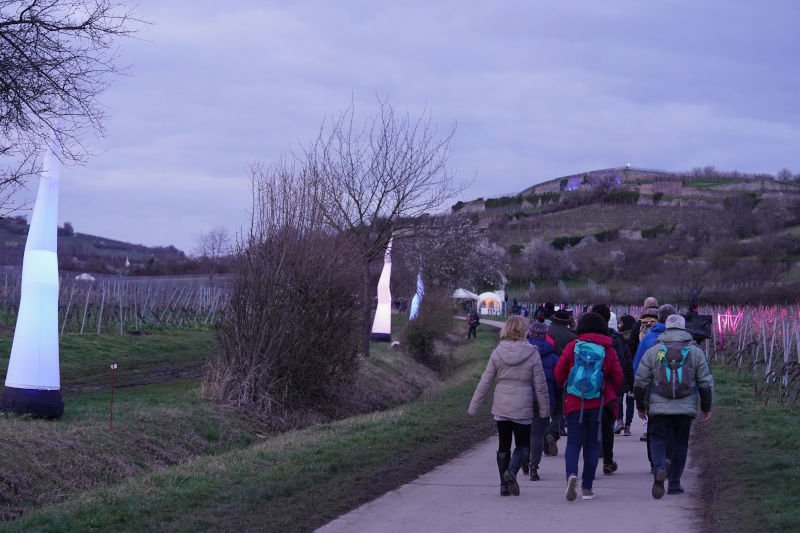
[554, 312, 623, 501]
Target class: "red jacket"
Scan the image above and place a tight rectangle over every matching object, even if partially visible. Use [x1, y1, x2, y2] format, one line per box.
[554, 332, 623, 415]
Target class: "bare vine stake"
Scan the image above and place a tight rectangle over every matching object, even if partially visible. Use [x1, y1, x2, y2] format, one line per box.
[97, 282, 106, 335]
[61, 283, 76, 336]
[109, 363, 118, 429]
[80, 284, 92, 334]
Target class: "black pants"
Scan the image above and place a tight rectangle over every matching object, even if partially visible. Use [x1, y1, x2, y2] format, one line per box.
[468, 324, 478, 338]
[497, 420, 531, 453]
[600, 403, 617, 465]
[616, 393, 635, 426]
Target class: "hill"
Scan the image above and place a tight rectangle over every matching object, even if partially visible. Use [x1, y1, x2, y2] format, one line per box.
[454, 166, 800, 304]
[0, 217, 199, 275]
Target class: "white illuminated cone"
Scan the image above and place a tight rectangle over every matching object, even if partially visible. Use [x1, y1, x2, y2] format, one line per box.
[1, 140, 63, 418]
[409, 268, 424, 321]
[370, 238, 392, 342]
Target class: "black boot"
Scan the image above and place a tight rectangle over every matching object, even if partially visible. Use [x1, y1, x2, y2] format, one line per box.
[496, 451, 511, 496]
[503, 447, 529, 496]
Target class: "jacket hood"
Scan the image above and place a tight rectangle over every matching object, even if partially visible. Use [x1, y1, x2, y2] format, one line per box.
[576, 332, 613, 348]
[657, 329, 694, 343]
[649, 323, 666, 335]
[496, 340, 536, 366]
[529, 337, 556, 358]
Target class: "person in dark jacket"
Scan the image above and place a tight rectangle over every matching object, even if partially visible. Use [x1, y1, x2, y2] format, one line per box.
[590, 305, 632, 474]
[611, 312, 636, 436]
[549, 309, 576, 355]
[554, 312, 623, 501]
[526, 320, 561, 480]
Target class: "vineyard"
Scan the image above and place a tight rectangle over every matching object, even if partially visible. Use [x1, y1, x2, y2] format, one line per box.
[0, 273, 231, 335]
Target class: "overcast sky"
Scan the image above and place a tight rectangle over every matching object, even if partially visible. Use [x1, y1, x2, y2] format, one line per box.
[44, 0, 800, 254]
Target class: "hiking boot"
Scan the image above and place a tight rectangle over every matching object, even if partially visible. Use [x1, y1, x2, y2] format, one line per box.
[613, 420, 624, 434]
[603, 461, 618, 475]
[652, 469, 667, 499]
[581, 489, 594, 500]
[545, 434, 558, 456]
[565, 475, 578, 501]
[503, 470, 520, 496]
[500, 483, 511, 496]
[623, 426, 632, 436]
[529, 466, 540, 481]
[522, 461, 529, 475]
[668, 486, 685, 495]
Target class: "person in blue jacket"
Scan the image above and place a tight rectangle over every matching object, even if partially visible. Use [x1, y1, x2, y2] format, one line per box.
[525, 319, 561, 480]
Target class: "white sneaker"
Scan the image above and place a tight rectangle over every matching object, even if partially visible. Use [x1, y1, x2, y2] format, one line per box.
[582, 489, 594, 500]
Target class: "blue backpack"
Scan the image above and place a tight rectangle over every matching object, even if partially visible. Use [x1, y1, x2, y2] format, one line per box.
[566, 340, 606, 400]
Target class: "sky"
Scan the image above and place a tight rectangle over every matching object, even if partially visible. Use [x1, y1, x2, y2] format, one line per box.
[35, 0, 800, 254]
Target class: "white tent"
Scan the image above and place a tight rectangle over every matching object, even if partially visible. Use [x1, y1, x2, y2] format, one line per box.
[478, 291, 504, 316]
[452, 288, 479, 300]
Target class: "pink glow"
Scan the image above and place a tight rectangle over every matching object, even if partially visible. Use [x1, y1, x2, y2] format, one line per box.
[717, 309, 743, 334]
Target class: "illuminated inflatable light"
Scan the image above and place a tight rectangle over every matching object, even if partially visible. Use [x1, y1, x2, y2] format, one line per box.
[0, 141, 64, 418]
[409, 268, 424, 320]
[370, 238, 392, 342]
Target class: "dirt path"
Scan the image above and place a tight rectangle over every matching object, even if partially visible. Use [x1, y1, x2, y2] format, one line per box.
[318, 412, 703, 533]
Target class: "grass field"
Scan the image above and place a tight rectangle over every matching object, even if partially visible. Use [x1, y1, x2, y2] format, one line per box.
[696, 366, 800, 532]
[0, 318, 501, 530]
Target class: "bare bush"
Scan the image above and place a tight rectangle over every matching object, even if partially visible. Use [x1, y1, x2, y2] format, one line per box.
[402, 290, 454, 373]
[203, 163, 362, 423]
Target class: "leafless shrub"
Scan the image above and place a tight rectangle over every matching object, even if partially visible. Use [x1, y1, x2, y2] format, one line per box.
[203, 162, 362, 423]
[402, 290, 454, 373]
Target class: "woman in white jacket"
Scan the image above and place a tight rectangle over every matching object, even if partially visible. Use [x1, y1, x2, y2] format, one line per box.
[468, 316, 551, 496]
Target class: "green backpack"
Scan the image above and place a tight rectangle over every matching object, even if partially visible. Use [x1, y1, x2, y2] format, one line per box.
[652, 342, 696, 399]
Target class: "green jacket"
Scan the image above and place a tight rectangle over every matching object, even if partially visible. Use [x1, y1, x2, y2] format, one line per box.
[633, 329, 714, 417]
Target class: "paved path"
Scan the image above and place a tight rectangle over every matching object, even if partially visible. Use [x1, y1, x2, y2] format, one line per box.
[319, 411, 702, 533]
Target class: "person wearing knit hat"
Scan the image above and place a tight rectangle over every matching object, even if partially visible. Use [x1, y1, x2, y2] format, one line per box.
[634, 313, 714, 498]
[526, 319, 561, 479]
[628, 297, 660, 356]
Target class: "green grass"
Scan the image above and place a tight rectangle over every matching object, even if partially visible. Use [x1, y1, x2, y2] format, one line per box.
[5, 321, 501, 531]
[699, 366, 800, 532]
[0, 330, 216, 386]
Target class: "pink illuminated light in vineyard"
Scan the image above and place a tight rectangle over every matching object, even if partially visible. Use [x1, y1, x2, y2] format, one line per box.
[717, 309, 743, 334]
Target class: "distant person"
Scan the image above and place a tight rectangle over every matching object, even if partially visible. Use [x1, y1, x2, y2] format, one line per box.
[467, 309, 480, 339]
[468, 316, 550, 496]
[525, 320, 561, 480]
[554, 312, 623, 501]
[634, 314, 714, 498]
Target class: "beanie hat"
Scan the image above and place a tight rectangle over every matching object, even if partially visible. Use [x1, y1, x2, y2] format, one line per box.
[665, 314, 686, 330]
[608, 312, 618, 332]
[528, 320, 548, 339]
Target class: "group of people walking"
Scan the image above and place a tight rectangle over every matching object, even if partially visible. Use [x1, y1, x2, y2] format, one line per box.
[468, 298, 714, 501]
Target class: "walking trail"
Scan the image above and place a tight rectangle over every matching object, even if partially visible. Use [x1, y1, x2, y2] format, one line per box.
[318, 317, 702, 533]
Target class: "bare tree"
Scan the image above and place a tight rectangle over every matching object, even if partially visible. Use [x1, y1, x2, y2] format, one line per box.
[305, 100, 459, 356]
[194, 225, 231, 277]
[0, 0, 138, 209]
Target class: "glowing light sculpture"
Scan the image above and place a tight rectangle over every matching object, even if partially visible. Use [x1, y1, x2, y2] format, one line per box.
[0, 141, 64, 418]
[409, 268, 424, 321]
[370, 238, 392, 342]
